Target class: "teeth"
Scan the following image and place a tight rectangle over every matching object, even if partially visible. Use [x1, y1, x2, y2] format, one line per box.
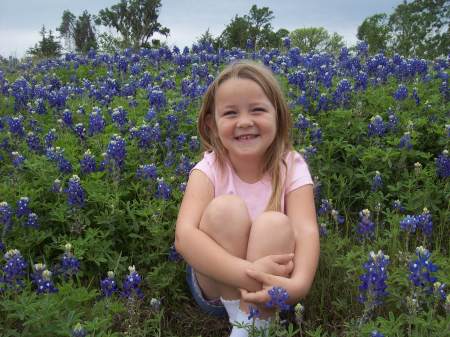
[237, 135, 256, 140]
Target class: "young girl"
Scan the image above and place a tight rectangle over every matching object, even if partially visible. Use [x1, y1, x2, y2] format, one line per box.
[175, 60, 319, 337]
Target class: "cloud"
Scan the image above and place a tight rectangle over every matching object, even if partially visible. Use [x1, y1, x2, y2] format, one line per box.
[0, 29, 40, 58]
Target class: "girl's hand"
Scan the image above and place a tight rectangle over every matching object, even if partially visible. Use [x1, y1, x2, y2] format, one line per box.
[240, 269, 297, 306]
[250, 253, 294, 278]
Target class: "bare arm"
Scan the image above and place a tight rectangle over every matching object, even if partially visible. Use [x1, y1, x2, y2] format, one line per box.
[175, 169, 262, 291]
[286, 184, 320, 302]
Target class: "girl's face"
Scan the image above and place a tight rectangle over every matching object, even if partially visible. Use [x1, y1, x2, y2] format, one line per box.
[213, 77, 277, 164]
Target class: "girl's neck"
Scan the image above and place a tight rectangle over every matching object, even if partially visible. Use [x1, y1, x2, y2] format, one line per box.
[227, 154, 265, 183]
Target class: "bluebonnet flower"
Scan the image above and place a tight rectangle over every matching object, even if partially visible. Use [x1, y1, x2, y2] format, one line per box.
[295, 114, 310, 133]
[248, 305, 260, 320]
[435, 150, 449, 179]
[318, 199, 333, 216]
[71, 323, 87, 337]
[331, 209, 345, 224]
[371, 331, 385, 337]
[416, 208, 433, 237]
[400, 215, 419, 233]
[409, 246, 438, 294]
[156, 177, 172, 200]
[433, 282, 447, 301]
[0, 241, 5, 253]
[136, 164, 157, 180]
[189, 136, 200, 152]
[356, 41, 368, 56]
[8, 115, 25, 137]
[106, 134, 126, 170]
[356, 209, 375, 241]
[31, 263, 46, 284]
[1, 249, 27, 290]
[310, 123, 323, 144]
[35, 269, 58, 294]
[371, 171, 383, 192]
[51, 179, 62, 193]
[358, 250, 390, 309]
[150, 298, 162, 312]
[176, 133, 187, 150]
[11, 151, 25, 167]
[121, 265, 144, 299]
[446, 124, 450, 138]
[65, 175, 85, 208]
[73, 123, 86, 139]
[62, 109, 73, 127]
[246, 38, 254, 50]
[128, 95, 138, 108]
[392, 199, 405, 213]
[111, 107, 128, 130]
[148, 87, 166, 111]
[399, 132, 412, 150]
[386, 110, 399, 132]
[100, 271, 118, 297]
[164, 151, 175, 167]
[168, 244, 183, 262]
[88, 109, 106, 136]
[60, 243, 80, 277]
[282, 36, 291, 49]
[266, 286, 290, 311]
[368, 115, 386, 137]
[16, 197, 30, 218]
[46, 147, 73, 174]
[25, 213, 39, 229]
[394, 84, 408, 101]
[80, 150, 97, 175]
[26, 132, 43, 153]
[179, 182, 187, 192]
[44, 128, 57, 148]
[0, 201, 13, 234]
[145, 107, 156, 121]
[333, 78, 352, 107]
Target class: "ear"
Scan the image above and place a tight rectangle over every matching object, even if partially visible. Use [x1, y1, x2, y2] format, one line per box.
[205, 113, 214, 130]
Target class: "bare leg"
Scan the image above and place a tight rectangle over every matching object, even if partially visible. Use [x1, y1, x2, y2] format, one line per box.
[243, 211, 295, 315]
[195, 194, 252, 300]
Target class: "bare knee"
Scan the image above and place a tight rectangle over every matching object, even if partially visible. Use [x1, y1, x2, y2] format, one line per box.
[199, 195, 251, 256]
[247, 211, 295, 261]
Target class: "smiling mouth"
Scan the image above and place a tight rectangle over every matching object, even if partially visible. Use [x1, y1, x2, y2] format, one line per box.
[235, 135, 259, 140]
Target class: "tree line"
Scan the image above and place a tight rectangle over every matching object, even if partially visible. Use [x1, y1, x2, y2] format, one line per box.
[25, 0, 449, 60]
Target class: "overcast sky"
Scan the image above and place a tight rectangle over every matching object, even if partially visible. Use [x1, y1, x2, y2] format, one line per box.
[0, 0, 402, 58]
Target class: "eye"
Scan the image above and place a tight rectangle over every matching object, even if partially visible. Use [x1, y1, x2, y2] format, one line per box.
[253, 107, 266, 112]
[223, 111, 236, 116]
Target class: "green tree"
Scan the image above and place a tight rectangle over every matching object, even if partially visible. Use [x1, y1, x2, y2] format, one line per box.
[289, 27, 344, 54]
[357, 13, 391, 54]
[245, 5, 275, 48]
[219, 15, 251, 49]
[57, 10, 76, 52]
[74, 10, 98, 54]
[96, 0, 169, 50]
[196, 28, 216, 47]
[27, 26, 62, 58]
[218, 5, 279, 49]
[388, 0, 449, 58]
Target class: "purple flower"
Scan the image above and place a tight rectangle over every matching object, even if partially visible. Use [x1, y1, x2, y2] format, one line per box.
[319, 223, 328, 237]
[0, 201, 13, 234]
[26, 132, 43, 153]
[248, 305, 260, 320]
[435, 150, 449, 179]
[168, 244, 183, 262]
[65, 175, 85, 208]
[88, 109, 106, 136]
[392, 199, 405, 213]
[409, 246, 438, 294]
[51, 179, 62, 193]
[368, 115, 386, 138]
[16, 197, 30, 218]
[189, 136, 200, 152]
[358, 250, 390, 309]
[266, 286, 290, 311]
[400, 215, 418, 233]
[100, 271, 118, 297]
[356, 209, 375, 241]
[111, 106, 128, 130]
[1, 249, 27, 291]
[11, 151, 25, 167]
[156, 178, 171, 200]
[60, 243, 80, 277]
[399, 132, 412, 150]
[394, 84, 408, 101]
[71, 323, 87, 337]
[80, 150, 97, 175]
[34, 268, 58, 294]
[62, 109, 73, 126]
[106, 134, 126, 170]
[121, 265, 143, 299]
[371, 171, 383, 192]
[25, 212, 39, 229]
[318, 199, 332, 216]
[371, 331, 385, 337]
[44, 128, 57, 148]
[136, 164, 157, 180]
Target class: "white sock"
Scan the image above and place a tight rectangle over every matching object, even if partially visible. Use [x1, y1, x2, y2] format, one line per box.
[220, 297, 240, 322]
[229, 307, 270, 337]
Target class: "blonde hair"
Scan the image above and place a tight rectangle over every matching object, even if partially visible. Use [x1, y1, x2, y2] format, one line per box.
[198, 60, 293, 212]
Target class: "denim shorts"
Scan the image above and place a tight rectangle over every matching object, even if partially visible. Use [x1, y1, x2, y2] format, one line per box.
[186, 265, 227, 317]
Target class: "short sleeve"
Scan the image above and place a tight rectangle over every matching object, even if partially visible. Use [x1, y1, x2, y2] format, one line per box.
[190, 151, 216, 186]
[285, 151, 313, 193]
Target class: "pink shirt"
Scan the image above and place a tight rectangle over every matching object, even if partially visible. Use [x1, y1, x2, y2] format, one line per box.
[191, 151, 313, 221]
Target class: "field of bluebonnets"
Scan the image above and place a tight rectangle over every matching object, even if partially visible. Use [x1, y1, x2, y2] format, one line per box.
[0, 42, 449, 337]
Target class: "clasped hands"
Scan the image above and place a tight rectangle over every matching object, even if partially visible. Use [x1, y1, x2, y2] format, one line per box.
[240, 253, 297, 307]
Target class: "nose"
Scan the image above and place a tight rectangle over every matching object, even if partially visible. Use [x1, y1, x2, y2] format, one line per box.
[237, 113, 253, 128]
